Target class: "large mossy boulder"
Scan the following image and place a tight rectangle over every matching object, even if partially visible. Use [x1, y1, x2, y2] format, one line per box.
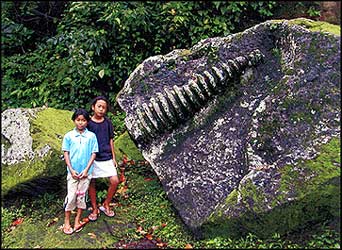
[116, 18, 340, 237]
[1, 107, 74, 197]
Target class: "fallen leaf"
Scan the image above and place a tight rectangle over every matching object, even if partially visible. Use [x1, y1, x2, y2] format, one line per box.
[144, 177, 154, 181]
[185, 243, 193, 249]
[117, 185, 128, 195]
[119, 173, 126, 183]
[146, 234, 153, 240]
[88, 232, 97, 239]
[136, 225, 148, 235]
[156, 242, 167, 247]
[11, 218, 24, 226]
[47, 217, 58, 227]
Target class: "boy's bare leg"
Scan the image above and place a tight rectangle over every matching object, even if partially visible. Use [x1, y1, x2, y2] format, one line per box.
[74, 208, 83, 228]
[64, 211, 72, 230]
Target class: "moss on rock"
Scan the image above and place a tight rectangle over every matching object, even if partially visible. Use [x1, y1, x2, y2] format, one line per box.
[288, 18, 340, 36]
[114, 131, 144, 161]
[1, 108, 73, 196]
[203, 137, 340, 239]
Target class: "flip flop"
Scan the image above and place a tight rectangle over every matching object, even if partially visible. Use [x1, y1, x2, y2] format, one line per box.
[88, 210, 100, 221]
[74, 221, 86, 233]
[99, 205, 115, 217]
[63, 225, 74, 235]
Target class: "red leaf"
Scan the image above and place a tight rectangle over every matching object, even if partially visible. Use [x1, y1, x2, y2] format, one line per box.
[119, 173, 126, 183]
[156, 242, 168, 247]
[146, 234, 153, 240]
[144, 177, 154, 181]
[185, 243, 193, 249]
[11, 218, 24, 226]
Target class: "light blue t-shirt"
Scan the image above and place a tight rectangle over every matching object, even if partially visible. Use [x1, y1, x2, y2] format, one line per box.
[62, 128, 99, 175]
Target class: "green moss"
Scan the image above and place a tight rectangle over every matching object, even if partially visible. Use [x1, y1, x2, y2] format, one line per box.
[114, 131, 144, 161]
[288, 18, 340, 36]
[2, 108, 74, 196]
[31, 108, 74, 151]
[1, 151, 65, 196]
[180, 49, 192, 61]
[202, 137, 340, 239]
[280, 137, 340, 197]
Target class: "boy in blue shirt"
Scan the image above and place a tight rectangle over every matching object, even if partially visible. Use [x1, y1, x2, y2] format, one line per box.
[61, 108, 98, 235]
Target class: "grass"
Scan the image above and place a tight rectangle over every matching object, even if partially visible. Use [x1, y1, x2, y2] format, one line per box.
[1, 159, 340, 249]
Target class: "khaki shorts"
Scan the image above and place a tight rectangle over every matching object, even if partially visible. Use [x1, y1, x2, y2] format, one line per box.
[64, 174, 91, 211]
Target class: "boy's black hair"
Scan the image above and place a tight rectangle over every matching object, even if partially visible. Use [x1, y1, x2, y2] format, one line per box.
[90, 95, 110, 110]
[72, 108, 90, 121]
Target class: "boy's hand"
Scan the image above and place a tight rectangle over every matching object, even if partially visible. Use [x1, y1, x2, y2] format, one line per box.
[71, 169, 79, 179]
[79, 170, 88, 179]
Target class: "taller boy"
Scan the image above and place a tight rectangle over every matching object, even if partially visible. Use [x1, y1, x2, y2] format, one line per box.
[87, 96, 120, 220]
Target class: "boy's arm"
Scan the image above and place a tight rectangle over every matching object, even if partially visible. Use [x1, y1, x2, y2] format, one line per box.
[64, 151, 78, 179]
[80, 153, 96, 177]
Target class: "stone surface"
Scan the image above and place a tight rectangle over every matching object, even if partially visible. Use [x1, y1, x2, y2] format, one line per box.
[2, 108, 41, 165]
[1, 107, 74, 196]
[116, 18, 340, 231]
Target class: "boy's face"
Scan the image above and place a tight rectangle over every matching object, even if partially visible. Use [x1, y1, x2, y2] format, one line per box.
[92, 100, 108, 117]
[74, 115, 88, 131]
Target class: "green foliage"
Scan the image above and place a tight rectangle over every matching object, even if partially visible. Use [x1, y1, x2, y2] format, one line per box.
[107, 111, 126, 138]
[2, 1, 278, 112]
[96, 189, 108, 201]
[307, 6, 320, 17]
[1, 2, 36, 54]
[307, 228, 341, 248]
[1, 206, 25, 233]
[1, 1, 68, 56]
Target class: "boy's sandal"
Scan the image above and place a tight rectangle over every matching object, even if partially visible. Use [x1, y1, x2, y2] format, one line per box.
[74, 221, 86, 233]
[63, 225, 74, 235]
[99, 205, 115, 217]
[88, 210, 100, 221]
